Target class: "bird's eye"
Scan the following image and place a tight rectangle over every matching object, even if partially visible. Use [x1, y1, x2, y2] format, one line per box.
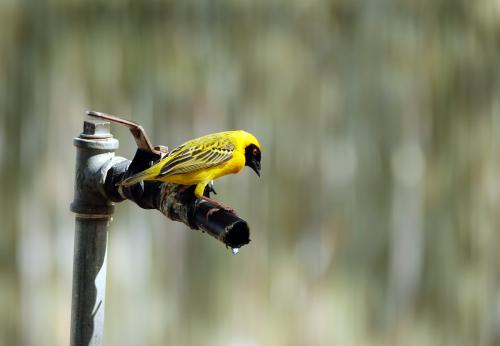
[252, 148, 259, 156]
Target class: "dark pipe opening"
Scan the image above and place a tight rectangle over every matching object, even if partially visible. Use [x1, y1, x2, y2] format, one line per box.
[223, 220, 251, 249]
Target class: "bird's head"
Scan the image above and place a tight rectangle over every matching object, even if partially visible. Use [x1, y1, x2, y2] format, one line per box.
[245, 143, 261, 177]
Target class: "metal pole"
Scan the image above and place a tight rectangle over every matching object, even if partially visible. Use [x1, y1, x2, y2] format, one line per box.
[70, 120, 119, 346]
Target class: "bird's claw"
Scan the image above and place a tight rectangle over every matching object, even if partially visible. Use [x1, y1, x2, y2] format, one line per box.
[203, 181, 217, 197]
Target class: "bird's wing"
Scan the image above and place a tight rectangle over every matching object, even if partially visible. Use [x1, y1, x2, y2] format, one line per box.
[158, 135, 235, 177]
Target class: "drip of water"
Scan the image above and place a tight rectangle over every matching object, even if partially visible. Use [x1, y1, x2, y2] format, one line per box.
[231, 247, 239, 255]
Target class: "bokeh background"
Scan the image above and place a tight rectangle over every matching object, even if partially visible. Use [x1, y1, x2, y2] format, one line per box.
[1, 1, 500, 345]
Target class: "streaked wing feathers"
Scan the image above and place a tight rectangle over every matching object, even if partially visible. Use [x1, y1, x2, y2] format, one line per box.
[158, 137, 235, 177]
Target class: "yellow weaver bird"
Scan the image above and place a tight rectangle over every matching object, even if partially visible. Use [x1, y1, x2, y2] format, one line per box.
[120, 130, 262, 211]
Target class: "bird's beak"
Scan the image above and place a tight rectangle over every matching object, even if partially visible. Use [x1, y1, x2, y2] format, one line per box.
[249, 159, 261, 177]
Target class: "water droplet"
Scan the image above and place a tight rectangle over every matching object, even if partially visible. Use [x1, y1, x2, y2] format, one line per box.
[231, 247, 239, 255]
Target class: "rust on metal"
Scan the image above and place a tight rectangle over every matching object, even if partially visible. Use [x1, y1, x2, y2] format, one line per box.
[86, 110, 166, 157]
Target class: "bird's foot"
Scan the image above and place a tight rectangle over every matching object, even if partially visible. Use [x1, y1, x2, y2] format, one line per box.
[203, 181, 217, 197]
[200, 196, 237, 216]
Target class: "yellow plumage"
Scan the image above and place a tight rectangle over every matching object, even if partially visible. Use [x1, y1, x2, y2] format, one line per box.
[120, 130, 262, 199]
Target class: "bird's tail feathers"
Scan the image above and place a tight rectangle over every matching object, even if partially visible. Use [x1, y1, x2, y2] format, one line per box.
[119, 171, 155, 187]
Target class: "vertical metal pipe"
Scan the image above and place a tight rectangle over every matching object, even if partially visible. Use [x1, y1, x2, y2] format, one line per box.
[70, 218, 109, 346]
[70, 120, 119, 346]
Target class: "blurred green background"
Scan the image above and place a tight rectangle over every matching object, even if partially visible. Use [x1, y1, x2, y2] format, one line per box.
[1, 0, 500, 345]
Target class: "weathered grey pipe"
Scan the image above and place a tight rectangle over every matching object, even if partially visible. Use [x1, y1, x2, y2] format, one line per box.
[69, 120, 123, 346]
